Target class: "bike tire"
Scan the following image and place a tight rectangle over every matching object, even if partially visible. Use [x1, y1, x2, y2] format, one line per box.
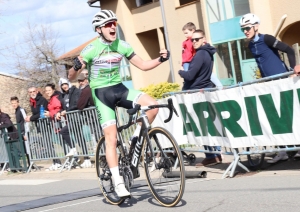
[143, 127, 185, 207]
[95, 136, 125, 205]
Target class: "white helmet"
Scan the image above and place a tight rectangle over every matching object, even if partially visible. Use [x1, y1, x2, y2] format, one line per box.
[239, 13, 260, 27]
[92, 10, 117, 32]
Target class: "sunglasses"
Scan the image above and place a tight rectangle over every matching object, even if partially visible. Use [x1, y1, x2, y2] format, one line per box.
[241, 26, 253, 32]
[191, 37, 204, 42]
[78, 79, 85, 83]
[101, 21, 117, 28]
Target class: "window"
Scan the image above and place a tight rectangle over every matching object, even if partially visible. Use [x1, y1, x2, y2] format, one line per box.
[215, 42, 233, 79]
[240, 39, 252, 60]
[179, 0, 197, 6]
[117, 25, 132, 82]
[136, 29, 160, 59]
[233, 0, 250, 16]
[135, 0, 153, 7]
[230, 40, 242, 82]
[206, 0, 250, 23]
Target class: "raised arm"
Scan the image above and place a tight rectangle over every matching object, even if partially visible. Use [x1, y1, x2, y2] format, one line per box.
[68, 56, 86, 81]
[129, 49, 170, 71]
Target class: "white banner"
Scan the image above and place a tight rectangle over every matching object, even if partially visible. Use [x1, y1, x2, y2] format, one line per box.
[152, 77, 300, 148]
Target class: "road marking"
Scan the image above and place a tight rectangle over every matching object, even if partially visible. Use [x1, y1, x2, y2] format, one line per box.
[38, 198, 104, 212]
[31, 178, 216, 211]
[0, 180, 60, 185]
[147, 178, 216, 189]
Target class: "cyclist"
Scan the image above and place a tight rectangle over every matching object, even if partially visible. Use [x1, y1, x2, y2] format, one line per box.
[68, 9, 170, 197]
[240, 13, 300, 163]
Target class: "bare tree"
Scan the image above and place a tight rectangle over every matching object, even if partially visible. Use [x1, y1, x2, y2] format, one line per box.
[5, 21, 66, 87]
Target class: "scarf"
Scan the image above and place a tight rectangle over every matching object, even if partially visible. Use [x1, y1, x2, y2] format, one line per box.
[30, 98, 37, 108]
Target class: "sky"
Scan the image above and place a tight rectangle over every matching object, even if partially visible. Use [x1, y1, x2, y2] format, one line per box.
[0, 0, 101, 74]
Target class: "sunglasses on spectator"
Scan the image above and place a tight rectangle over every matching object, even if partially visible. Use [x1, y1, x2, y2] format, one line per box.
[101, 21, 117, 28]
[191, 37, 204, 42]
[78, 79, 85, 83]
[241, 26, 253, 32]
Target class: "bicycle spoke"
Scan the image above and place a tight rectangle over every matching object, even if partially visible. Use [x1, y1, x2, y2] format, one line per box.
[95, 137, 125, 205]
[144, 127, 185, 207]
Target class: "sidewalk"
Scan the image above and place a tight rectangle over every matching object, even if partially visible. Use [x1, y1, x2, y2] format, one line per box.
[0, 152, 299, 180]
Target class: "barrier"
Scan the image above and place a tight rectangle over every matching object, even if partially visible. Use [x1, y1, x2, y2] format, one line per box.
[63, 107, 102, 170]
[27, 117, 67, 172]
[21, 105, 137, 173]
[3, 72, 298, 176]
[0, 129, 9, 175]
[158, 71, 300, 177]
[1, 125, 28, 173]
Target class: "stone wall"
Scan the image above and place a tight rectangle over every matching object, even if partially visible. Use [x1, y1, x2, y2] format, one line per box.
[0, 73, 31, 123]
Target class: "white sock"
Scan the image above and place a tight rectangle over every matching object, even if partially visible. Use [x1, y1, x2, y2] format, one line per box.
[110, 166, 122, 185]
[133, 125, 141, 137]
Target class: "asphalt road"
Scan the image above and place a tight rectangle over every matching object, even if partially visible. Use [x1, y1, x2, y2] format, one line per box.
[1, 174, 300, 212]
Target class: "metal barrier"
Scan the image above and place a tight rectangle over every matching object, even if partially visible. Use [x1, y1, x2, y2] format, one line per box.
[162, 71, 298, 178]
[26, 106, 135, 172]
[1, 125, 28, 173]
[27, 117, 67, 172]
[0, 129, 9, 175]
[63, 107, 102, 170]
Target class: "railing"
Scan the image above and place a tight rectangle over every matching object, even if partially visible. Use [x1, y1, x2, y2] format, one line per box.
[26, 106, 135, 172]
[0, 130, 9, 175]
[160, 71, 299, 178]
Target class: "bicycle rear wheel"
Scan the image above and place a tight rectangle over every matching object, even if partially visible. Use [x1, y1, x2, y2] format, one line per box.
[143, 127, 185, 207]
[95, 136, 125, 205]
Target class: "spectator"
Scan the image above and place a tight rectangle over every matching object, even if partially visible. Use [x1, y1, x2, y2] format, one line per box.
[10, 97, 29, 140]
[77, 72, 95, 168]
[44, 83, 64, 170]
[239, 13, 300, 162]
[25, 87, 48, 124]
[0, 107, 18, 171]
[77, 73, 94, 110]
[58, 78, 81, 113]
[25, 87, 48, 170]
[179, 29, 222, 166]
[182, 23, 222, 89]
[178, 29, 215, 90]
[57, 78, 81, 157]
[10, 96, 30, 165]
[182, 22, 196, 71]
[0, 108, 18, 140]
[81, 69, 89, 79]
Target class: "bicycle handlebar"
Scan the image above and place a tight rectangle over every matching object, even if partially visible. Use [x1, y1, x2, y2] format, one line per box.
[117, 98, 179, 132]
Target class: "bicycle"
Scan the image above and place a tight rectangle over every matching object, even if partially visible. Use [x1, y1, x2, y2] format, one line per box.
[95, 98, 185, 207]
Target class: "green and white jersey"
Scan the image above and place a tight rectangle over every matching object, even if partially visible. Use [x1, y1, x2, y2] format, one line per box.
[80, 37, 135, 89]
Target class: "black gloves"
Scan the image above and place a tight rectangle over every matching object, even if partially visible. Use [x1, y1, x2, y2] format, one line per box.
[159, 50, 170, 63]
[73, 57, 83, 71]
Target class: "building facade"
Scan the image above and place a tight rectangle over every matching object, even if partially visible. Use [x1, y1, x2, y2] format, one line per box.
[59, 0, 300, 89]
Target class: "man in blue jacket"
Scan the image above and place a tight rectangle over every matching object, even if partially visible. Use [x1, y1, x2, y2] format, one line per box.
[240, 13, 300, 163]
[178, 29, 222, 167]
[240, 13, 297, 77]
[178, 29, 215, 91]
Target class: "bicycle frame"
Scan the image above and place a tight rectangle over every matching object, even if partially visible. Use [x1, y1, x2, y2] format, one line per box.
[115, 98, 178, 180]
[116, 109, 167, 180]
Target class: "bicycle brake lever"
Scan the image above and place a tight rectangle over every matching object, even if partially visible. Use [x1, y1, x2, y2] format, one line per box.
[172, 105, 179, 117]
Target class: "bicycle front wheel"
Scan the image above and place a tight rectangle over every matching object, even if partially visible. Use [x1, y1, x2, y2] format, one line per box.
[143, 127, 185, 207]
[95, 136, 125, 205]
